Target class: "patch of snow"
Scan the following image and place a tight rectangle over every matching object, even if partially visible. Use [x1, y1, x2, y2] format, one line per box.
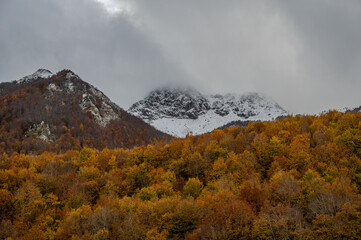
[65, 80, 75, 92]
[66, 72, 79, 80]
[129, 87, 210, 120]
[338, 108, 350, 113]
[149, 109, 286, 138]
[319, 106, 361, 115]
[17, 69, 53, 84]
[129, 88, 288, 137]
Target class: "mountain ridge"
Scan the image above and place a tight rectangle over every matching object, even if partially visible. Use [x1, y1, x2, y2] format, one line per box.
[0, 69, 170, 153]
[129, 87, 288, 137]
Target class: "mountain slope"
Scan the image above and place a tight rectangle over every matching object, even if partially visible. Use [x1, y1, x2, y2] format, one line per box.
[129, 88, 288, 137]
[0, 69, 170, 153]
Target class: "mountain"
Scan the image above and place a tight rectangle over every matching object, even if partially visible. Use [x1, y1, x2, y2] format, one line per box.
[18, 68, 53, 83]
[0, 69, 170, 153]
[337, 106, 361, 114]
[319, 105, 361, 115]
[129, 87, 288, 137]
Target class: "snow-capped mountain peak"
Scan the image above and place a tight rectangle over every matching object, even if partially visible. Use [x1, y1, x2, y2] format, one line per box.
[129, 88, 288, 137]
[0, 69, 170, 151]
[18, 69, 53, 83]
[130, 87, 210, 120]
[47, 69, 122, 127]
[7, 69, 121, 128]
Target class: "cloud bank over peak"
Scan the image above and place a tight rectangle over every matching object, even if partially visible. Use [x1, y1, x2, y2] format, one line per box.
[1, 0, 361, 113]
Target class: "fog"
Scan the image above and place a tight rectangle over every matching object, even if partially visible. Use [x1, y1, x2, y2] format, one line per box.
[1, 0, 361, 113]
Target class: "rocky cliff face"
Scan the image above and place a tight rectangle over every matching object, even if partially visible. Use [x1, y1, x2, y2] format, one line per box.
[129, 87, 288, 137]
[129, 88, 211, 120]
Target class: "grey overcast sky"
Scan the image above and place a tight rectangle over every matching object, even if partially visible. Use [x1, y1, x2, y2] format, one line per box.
[1, 0, 361, 114]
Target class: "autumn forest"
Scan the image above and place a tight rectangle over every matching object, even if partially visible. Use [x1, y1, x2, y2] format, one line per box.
[1, 111, 361, 239]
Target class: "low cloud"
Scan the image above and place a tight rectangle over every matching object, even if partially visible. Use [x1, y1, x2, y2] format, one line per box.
[1, 0, 361, 113]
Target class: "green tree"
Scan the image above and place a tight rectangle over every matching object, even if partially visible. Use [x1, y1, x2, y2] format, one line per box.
[183, 178, 203, 199]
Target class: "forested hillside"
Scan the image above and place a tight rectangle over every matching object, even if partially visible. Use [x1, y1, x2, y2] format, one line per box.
[0, 70, 170, 154]
[1, 111, 361, 239]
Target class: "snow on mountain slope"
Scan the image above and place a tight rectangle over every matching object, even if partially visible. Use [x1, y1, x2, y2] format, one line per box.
[45, 69, 122, 127]
[320, 106, 361, 114]
[3, 69, 122, 128]
[129, 88, 288, 137]
[17, 69, 54, 83]
[0, 69, 171, 152]
[129, 88, 210, 120]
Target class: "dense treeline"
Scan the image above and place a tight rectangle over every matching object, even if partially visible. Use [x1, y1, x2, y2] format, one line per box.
[1, 111, 361, 239]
